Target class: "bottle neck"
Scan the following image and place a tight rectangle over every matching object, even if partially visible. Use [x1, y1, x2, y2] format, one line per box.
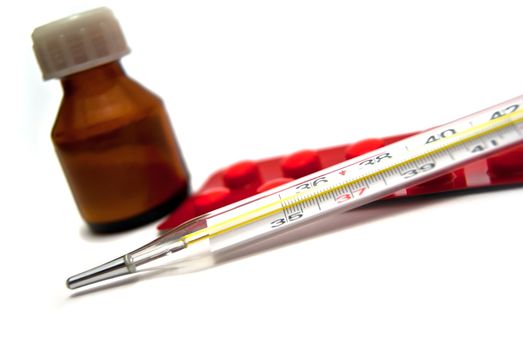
[60, 61, 127, 94]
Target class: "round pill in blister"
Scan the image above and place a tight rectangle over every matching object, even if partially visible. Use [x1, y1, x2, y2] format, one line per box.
[344, 138, 385, 160]
[194, 187, 231, 215]
[256, 178, 294, 193]
[281, 150, 322, 179]
[223, 160, 262, 189]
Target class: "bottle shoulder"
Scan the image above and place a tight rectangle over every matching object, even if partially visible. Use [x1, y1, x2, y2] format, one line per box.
[52, 75, 166, 144]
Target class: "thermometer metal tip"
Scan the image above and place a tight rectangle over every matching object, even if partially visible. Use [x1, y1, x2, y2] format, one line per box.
[66, 255, 135, 289]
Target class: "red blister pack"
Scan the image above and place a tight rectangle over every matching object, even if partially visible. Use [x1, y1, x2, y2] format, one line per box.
[158, 132, 523, 231]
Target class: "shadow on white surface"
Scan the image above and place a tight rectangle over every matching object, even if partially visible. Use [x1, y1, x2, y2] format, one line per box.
[78, 221, 160, 242]
[69, 192, 463, 298]
[68, 184, 522, 298]
[214, 194, 453, 264]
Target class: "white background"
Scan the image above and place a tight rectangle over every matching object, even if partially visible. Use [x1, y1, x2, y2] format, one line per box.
[1, 0, 522, 349]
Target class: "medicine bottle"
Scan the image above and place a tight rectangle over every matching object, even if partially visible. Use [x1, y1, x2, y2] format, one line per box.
[32, 8, 189, 233]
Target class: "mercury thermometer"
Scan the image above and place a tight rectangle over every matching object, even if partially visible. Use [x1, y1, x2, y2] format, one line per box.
[67, 96, 523, 289]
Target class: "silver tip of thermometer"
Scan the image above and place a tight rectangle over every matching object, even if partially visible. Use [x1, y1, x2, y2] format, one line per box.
[66, 237, 190, 289]
[66, 255, 135, 289]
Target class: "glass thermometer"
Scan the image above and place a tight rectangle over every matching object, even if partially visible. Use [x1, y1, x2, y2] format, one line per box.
[67, 96, 523, 289]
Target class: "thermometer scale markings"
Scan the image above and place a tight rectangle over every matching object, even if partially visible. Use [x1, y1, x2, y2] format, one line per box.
[181, 110, 523, 246]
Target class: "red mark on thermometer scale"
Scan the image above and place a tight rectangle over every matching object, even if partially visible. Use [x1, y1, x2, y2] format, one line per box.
[335, 187, 366, 203]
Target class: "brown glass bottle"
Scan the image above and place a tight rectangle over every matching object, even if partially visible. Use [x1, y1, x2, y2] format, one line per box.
[32, 8, 189, 232]
[51, 62, 188, 232]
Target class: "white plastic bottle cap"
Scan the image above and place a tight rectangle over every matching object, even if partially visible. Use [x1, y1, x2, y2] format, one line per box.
[32, 7, 130, 80]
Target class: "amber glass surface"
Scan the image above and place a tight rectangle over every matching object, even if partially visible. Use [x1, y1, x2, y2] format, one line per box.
[53, 62, 189, 232]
